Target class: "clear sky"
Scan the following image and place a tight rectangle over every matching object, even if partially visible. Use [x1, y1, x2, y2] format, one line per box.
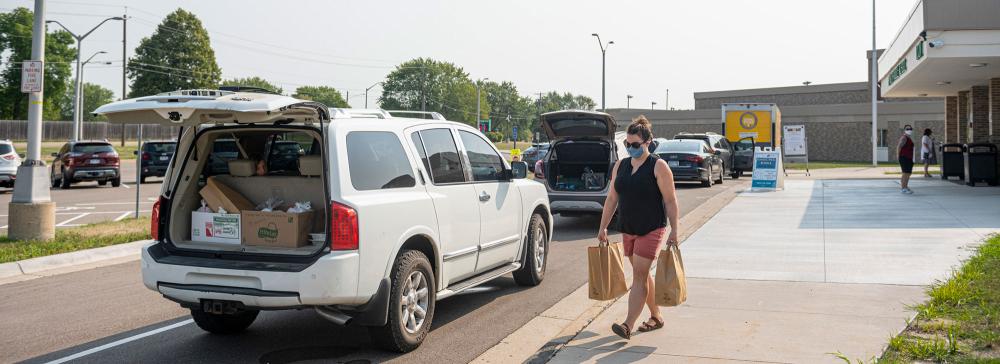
[6, 0, 919, 110]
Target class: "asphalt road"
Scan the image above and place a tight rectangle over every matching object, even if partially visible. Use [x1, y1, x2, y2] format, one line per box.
[0, 160, 163, 231]
[1, 178, 746, 364]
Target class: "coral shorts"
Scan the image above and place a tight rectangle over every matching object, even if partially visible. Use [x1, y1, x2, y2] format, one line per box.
[622, 227, 666, 260]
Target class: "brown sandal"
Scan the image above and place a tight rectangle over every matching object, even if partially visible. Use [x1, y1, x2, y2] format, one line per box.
[637, 316, 664, 332]
[611, 322, 631, 340]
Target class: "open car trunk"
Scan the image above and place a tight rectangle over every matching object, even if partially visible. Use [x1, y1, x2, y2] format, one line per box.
[165, 126, 329, 256]
[547, 140, 612, 192]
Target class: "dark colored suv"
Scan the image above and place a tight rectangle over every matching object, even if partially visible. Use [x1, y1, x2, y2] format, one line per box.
[50, 141, 121, 188]
[137, 141, 177, 183]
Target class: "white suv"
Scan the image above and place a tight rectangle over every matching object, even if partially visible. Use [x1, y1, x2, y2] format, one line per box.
[0, 140, 21, 189]
[95, 90, 552, 352]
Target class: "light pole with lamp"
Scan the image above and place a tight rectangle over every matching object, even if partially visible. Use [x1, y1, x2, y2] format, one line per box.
[46, 17, 123, 141]
[651, 101, 657, 110]
[476, 77, 489, 128]
[591, 33, 613, 111]
[76, 51, 110, 139]
[365, 82, 381, 108]
[626, 94, 633, 109]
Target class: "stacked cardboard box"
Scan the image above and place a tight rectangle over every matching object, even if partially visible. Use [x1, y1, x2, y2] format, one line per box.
[192, 176, 314, 248]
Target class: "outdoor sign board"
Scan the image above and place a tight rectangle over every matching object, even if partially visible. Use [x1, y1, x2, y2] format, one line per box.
[783, 125, 807, 156]
[722, 103, 781, 148]
[751, 148, 784, 191]
[20, 60, 42, 93]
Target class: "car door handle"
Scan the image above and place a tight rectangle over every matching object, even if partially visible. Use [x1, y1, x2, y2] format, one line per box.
[479, 191, 491, 202]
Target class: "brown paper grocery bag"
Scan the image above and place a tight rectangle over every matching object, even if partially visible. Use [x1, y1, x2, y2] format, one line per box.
[655, 244, 687, 306]
[588, 242, 628, 300]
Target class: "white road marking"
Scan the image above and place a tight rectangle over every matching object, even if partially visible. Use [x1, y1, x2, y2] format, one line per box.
[76, 202, 153, 206]
[120, 183, 130, 189]
[55, 213, 90, 227]
[113, 211, 133, 221]
[43, 319, 194, 364]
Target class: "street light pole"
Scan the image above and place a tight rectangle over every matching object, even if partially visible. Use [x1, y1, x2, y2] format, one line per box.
[665, 89, 670, 110]
[10, 0, 55, 241]
[46, 17, 123, 141]
[365, 82, 381, 108]
[871, 0, 879, 167]
[476, 78, 489, 127]
[626, 94, 633, 109]
[591, 33, 613, 111]
[651, 101, 657, 110]
[121, 10, 127, 146]
[76, 51, 107, 139]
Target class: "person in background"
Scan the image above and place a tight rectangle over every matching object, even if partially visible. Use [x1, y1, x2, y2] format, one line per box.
[898, 125, 915, 194]
[534, 159, 544, 180]
[921, 128, 936, 178]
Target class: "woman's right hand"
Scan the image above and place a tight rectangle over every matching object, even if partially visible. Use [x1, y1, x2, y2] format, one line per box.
[597, 228, 609, 245]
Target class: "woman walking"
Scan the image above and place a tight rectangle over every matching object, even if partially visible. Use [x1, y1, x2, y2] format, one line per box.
[597, 115, 680, 340]
[898, 125, 916, 194]
[921, 128, 936, 178]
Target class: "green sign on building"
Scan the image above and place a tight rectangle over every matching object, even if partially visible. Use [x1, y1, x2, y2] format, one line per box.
[887, 59, 908, 86]
[916, 41, 924, 60]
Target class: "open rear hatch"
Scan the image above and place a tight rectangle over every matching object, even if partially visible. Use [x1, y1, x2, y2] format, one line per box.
[539, 110, 617, 192]
[95, 91, 332, 258]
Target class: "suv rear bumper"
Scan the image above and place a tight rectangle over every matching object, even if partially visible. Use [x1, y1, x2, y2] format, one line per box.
[70, 167, 119, 180]
[141, 165, 168, 177]
[547, 191, 607, 214]
[141, 242, 363, 309]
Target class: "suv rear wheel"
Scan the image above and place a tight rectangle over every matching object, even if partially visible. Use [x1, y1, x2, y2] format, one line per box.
[370, 250, 436, 353]
[513, 213, 547, 286]
[60, 170, 72, 189]
[190, 308, 259, 334]
[111, 177, 121, 187]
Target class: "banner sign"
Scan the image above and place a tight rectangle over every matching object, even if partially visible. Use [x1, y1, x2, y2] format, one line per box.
[751, 148, 783, 191]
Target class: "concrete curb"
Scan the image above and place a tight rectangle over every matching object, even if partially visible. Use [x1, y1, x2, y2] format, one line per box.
[473, 181, 749, 364]
[0, 240, 149, 284]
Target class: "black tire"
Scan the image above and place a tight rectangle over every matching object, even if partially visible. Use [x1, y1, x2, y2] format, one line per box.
[190, 308, 258, 334]
[139, 176, 146, 184]
[111, 177, 121, 187]
[50, 173, 59, 188]
[732, 169, 741, 179]
[369, 250, 436, 353]
[513, 213, 548, 286]
[98, 180, 108, 186]
[60, 172, 72, 189]
[701, 166, 713, 187]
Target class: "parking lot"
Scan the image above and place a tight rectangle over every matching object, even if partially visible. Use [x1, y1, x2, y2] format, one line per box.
[0, 160, 162, 231]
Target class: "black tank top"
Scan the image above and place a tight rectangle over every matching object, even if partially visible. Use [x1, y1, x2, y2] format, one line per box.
[614, 155, 667, 236]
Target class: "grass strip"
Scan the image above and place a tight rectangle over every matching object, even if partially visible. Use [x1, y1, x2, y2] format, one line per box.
[0, 217, 150, 263]
[876, 234, 1000, 363]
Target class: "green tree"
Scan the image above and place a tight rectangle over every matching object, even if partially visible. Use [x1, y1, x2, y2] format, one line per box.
[60, 82, 114, 121]
[379, 58, 488, 125]
[538, 91, 596, 112]
[127, 8, 221, 97]
[0, 7, 76, 120]
[482, 80, 535, 141]
[221, 76, 282, 94]
[293, 85, 348, 108]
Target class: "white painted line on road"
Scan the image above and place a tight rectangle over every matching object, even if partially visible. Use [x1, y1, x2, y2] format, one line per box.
[44, 319, 194, 364]
[56, 213, 90, 227]
[120, 183, 130, 189]
[113, 211, 133, 222]
[76, 202, 154, 206]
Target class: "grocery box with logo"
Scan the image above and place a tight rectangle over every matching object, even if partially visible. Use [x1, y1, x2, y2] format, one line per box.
[191, 211, 242, 244]
[241, 210, 315, 248]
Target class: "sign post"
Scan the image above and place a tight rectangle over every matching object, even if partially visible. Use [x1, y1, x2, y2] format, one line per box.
[512, 125, 518, 149]
[782, 125, 810, 176]
[751, 147, 784, 192]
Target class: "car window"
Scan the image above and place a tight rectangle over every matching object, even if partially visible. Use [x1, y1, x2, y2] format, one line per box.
[213, 141, 239, 154]
[415, 129, 466, 184]
[712, 137, 723, 149]
[0, 144, 12, 155]
[72, 143, 114, 154]
[347, 131, 416, 190]
[459, 131, 505, 182]
[656, 141, 702, 153]
[144, 143, 176, 153]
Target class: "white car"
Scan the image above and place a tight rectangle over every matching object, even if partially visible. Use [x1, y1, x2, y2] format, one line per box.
[0, 140, 22, 189]
[95, 90, 552, 352]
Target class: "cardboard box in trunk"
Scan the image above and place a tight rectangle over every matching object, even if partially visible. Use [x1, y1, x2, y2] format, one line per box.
[241, 210, 315, 248]
[200, 176, 255, 213]
[191, 211, 241, 244]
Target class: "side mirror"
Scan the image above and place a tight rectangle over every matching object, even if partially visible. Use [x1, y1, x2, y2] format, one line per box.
[511, 161, 528, 179]
[50, 152, 58, 157]
[133, 150, 139, 155]
[713, 149, 722, 155]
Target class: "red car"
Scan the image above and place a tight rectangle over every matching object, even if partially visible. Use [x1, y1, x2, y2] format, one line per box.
[50, 141, 121, 188]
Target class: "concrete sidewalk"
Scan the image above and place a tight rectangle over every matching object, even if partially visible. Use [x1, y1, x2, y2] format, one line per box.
[548, 178, 1000, 363]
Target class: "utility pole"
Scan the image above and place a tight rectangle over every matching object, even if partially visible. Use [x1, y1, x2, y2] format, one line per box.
[651, 101, 657, 110]
[871, 0, 879, 167]
[365, 82, 380, 108]
[476, 78, 489, 126]
[627, 94, 633, 108]
[591, 34, 613, 111]
[11, 0, 56, 241]
[120, 9, 127, 146]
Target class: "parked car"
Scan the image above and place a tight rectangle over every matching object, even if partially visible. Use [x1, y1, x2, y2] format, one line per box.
[267, 140, 305, 174]
[95, 90, 552, 353]
[50, 140, 120, 188]
[0, 140, 21, 189]
[538, 110, 625, 217]
[206, 138, 241, 175]
[137, 141, 177, 183]
[673, 132, 755, 178]
[655, 139, 724, 187]
[523, 142, 550, 171]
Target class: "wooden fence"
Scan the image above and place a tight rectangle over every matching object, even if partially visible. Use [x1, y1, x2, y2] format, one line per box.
[0, 120, 180, 141]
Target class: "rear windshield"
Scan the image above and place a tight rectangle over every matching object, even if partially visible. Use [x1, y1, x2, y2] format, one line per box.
[213, 141, 239, 154]
[73, 143, 114, 153]
[0, 144, 13, 154]
[144, 143, 176, 153]
[656, 141, 703, 153]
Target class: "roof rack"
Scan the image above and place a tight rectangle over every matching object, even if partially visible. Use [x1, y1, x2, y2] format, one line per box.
[386, 110, 445, 120]
[329, 108, 393, 119]
[156, 89, 235, 97]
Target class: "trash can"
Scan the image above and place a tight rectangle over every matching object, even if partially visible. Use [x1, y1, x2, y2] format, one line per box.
[963, 143, 998, 186]
[940, 143, 965, 180]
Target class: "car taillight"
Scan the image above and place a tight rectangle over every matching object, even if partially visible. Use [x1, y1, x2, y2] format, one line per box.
[151, 197, 163, 241]
[685, 155, 704, 163]
[142, 152, 151, 160]
[330, 201, 358, 250]
[1, 155, 14, 160]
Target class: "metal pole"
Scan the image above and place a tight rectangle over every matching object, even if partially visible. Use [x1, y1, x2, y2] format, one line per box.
[71, 38, 82, 141]
[135, 125, 142, 218]
[120, 10, 126, 146]
[871, 0, 878, 167]
[626, 95, 631, 109]
[666, 89, 670, 110]
[601, 49, 606, 110]
[476, 81, 481, 125]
